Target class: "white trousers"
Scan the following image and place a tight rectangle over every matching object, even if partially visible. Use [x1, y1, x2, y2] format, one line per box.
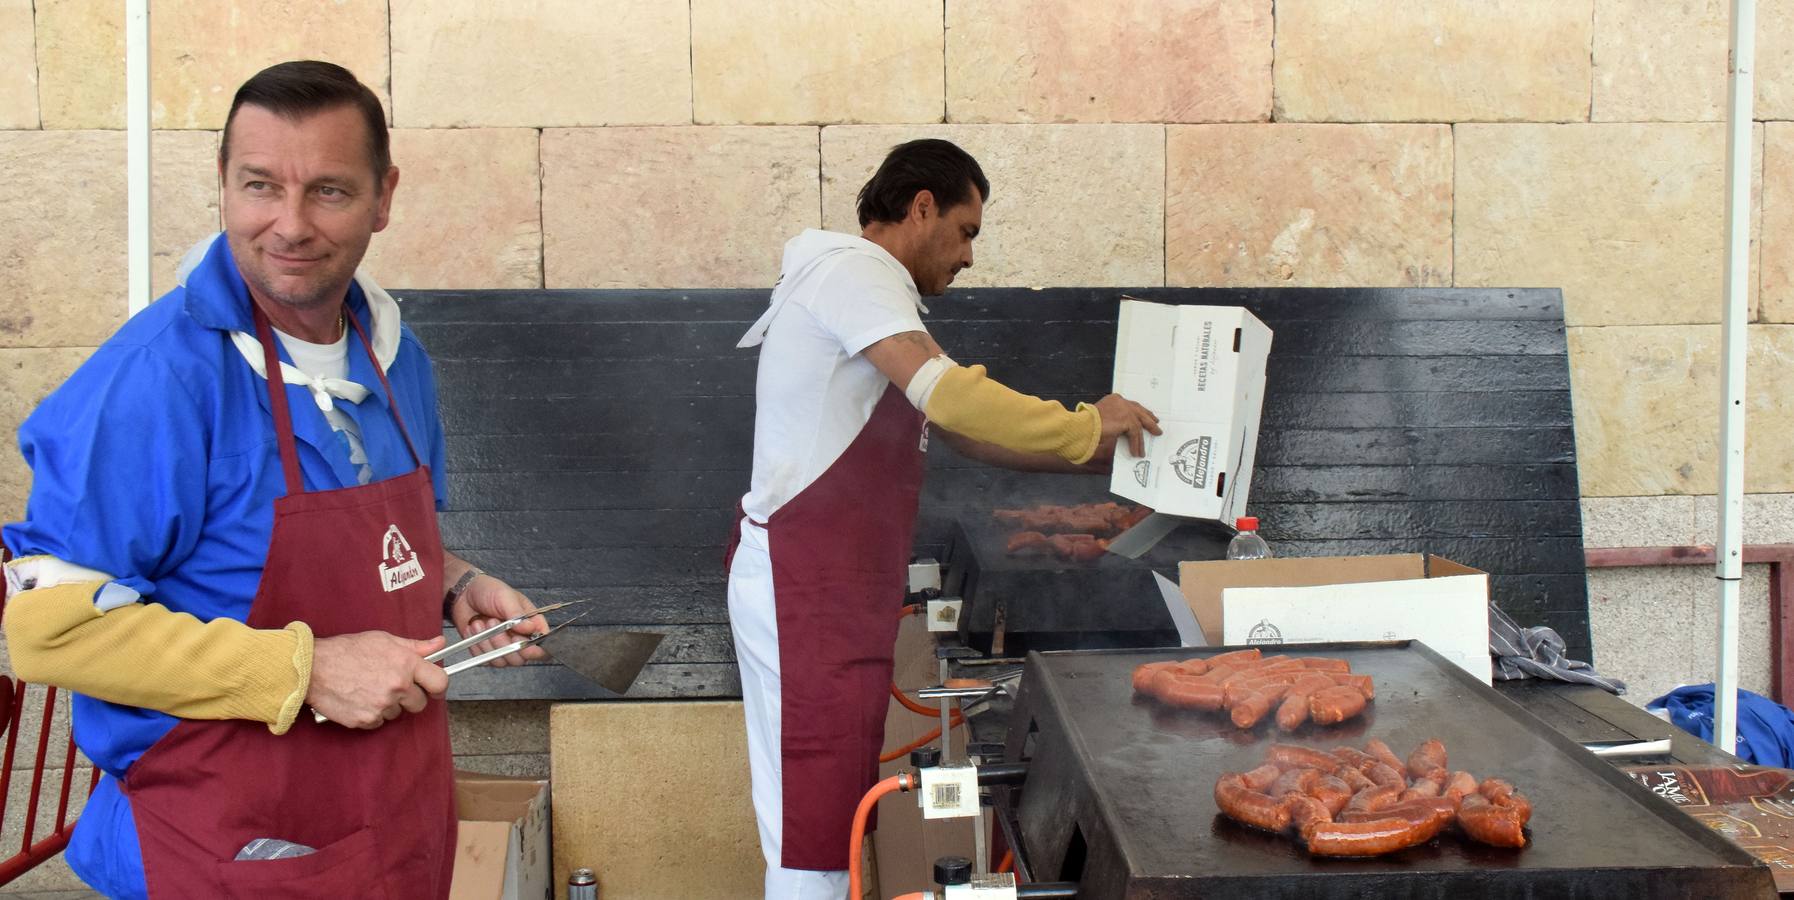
[729, 519, 851, 900]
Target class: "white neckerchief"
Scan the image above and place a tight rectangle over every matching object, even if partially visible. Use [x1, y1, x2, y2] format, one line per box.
[175, 234, 402, 413]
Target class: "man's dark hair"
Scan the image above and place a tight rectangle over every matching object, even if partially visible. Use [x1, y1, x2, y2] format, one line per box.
[856, 139, 990, 228]
[219, 60, 390, 187]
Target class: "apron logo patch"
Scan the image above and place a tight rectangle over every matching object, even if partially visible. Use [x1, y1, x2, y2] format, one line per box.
[378, 524, 425, 592]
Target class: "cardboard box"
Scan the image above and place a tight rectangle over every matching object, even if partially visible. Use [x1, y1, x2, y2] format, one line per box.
[1109, 300, 1272, 523]
[1179, 554, 1494, 683]
[450, 771, 551, 900]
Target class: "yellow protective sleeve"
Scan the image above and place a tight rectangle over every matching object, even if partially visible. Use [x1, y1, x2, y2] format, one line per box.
[924, 364, 1103, 464]
[3, 581, 314, 735]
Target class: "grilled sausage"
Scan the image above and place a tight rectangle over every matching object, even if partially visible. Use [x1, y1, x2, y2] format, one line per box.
[1301, 814, 1447, 857]
[1364, 763, 1407, 788]
[1399, 777, 1443, 802]
[1203, 648, 1263, 669]
[1478, 777, 1516, 805]
[1232, 684, 1292, 728]
[1282, 793, 1332, 830]
[1442, 771, 1480, 805]
[1151, 672, 1225, 711]
[1295, 657, 1353, 673]
[1334, 764, 1377, 792]
[1364, 738, 1405, 773]
[1309, 685, 1368, 725]
[1270, 766, 1323, 799]
[1132, 661, 1179, 694]
[1215, 774, 1292, 832]
[1328, 672, 1377, 699]
[1275, 673, 1339, 732]
[1340, 796, 1457, 827]
[1458, 794, 1527, 848]
[1240, 763, 1283, 792]
[1268, 744, 1343, 772]
[1406, 739, 1448, 781]
[1309, 774, 1354, 816]
[1345, 784, 1402, 815]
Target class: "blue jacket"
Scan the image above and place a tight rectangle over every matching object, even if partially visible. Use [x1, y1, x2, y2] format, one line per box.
[1650, 683, 1794, 767]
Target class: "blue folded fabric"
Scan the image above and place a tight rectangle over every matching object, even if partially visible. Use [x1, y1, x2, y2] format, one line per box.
[1648, 683, 1794, 766]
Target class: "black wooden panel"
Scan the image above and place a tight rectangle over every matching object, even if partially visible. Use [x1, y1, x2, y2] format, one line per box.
[397, 286, 1589, 699]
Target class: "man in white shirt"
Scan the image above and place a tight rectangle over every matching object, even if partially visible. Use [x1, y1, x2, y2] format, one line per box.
[727, 138, 1158, 899]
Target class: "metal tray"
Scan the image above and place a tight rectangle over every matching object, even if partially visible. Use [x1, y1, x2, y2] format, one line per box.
[1000, 641, 1775, 899]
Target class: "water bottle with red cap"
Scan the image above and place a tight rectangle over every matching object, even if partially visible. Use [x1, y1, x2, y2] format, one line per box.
[1226, 516, 1272, 560]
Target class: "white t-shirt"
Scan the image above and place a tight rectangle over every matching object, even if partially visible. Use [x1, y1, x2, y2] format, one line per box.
[275, 329, 373, 485]
[740, 229, 928, 522]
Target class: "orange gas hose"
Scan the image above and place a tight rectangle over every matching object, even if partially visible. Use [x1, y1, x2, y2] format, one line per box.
[879, 716, 963, 763]
[997, 850, 1013, 874]
[849, 773, 913, 900]
[893, 682, 948, 717]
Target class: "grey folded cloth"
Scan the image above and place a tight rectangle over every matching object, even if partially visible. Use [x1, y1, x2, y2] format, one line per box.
[1489, 603, 1627, 695]
[234, 838, 316, 861]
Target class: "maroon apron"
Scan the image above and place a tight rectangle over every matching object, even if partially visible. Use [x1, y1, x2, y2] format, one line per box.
[121, 303, 455, 899]
[729, 383, 927, 871]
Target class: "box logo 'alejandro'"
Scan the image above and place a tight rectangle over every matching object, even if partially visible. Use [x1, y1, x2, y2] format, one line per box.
[1133, 459, 1151, 488]
[1246, 619, 1284, 645]
[1170, 436, 1213, 488]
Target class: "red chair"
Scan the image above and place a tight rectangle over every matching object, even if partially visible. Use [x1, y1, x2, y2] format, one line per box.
[0, 547, 100, 884]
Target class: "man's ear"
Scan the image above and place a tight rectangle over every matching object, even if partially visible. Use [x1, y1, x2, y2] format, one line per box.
[909, 188, 936, 223]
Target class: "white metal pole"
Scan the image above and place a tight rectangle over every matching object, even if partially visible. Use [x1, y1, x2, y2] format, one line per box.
[126, 0, 151, 316]
[1715, 0, 1756, 755]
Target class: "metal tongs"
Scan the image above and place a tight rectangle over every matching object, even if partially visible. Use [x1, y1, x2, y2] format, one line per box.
[312, 601, 587, 725]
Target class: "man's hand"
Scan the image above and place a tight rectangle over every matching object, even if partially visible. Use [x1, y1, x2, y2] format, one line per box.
[1093, 393, 1162, 458]
[306, 631, 448, 729]
[449, 575, 549, 668]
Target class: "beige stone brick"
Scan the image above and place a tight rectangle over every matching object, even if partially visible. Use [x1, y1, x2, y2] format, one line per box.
[1760, 123, 1794, 322]
[0, 349, 93, 521]
[945, 0, 1271, 124]
[36, 0, 389, 130]
[1594, 0, 1794, 122]
[0, 130, 219, 349]
[820, 124, 1163, 287]
[1273, 0, 1592, 123]
[0, 0, 37, 128]
[550, 701, 761, 897]
[362, 129, 541, 289]
[1581, 496, 1697, 549]
[693, 0, 943, 124]
[1567, 325, 1794, 497]
[392, 0, 690, 128]
[1589, 564, 1772, 707]
[542, 127, 819, 289]
[1693, 493, 1794, 544]
[1165, 124, 1451, 287]
[1456, 123, 1761, 327]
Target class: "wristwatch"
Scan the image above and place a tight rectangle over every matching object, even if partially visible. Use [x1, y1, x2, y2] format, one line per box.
[442, 566, 485, 622]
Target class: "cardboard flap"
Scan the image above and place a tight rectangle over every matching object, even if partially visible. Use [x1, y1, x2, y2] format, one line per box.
[1426, 555, 1485, 578]
[448, 820, 512, 900]
[454, 771, 547, 823]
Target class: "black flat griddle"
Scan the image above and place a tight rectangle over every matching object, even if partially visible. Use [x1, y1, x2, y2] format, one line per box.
[999, 641, 1774, 899]
[943, 515, 1230, 654]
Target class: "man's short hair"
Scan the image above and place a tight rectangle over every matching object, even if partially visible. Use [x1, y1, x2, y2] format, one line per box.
[856, 139, 990, 228]
[219, 60, 390, 186]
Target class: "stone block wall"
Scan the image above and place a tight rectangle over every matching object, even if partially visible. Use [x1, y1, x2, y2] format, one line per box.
[3, 0, 1794, 890]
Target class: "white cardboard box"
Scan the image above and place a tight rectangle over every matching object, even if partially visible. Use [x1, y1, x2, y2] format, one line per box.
[1178, 554, 1494, 684]
[450, 771, 551, 900]
[1109, 300, 1272, 523]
